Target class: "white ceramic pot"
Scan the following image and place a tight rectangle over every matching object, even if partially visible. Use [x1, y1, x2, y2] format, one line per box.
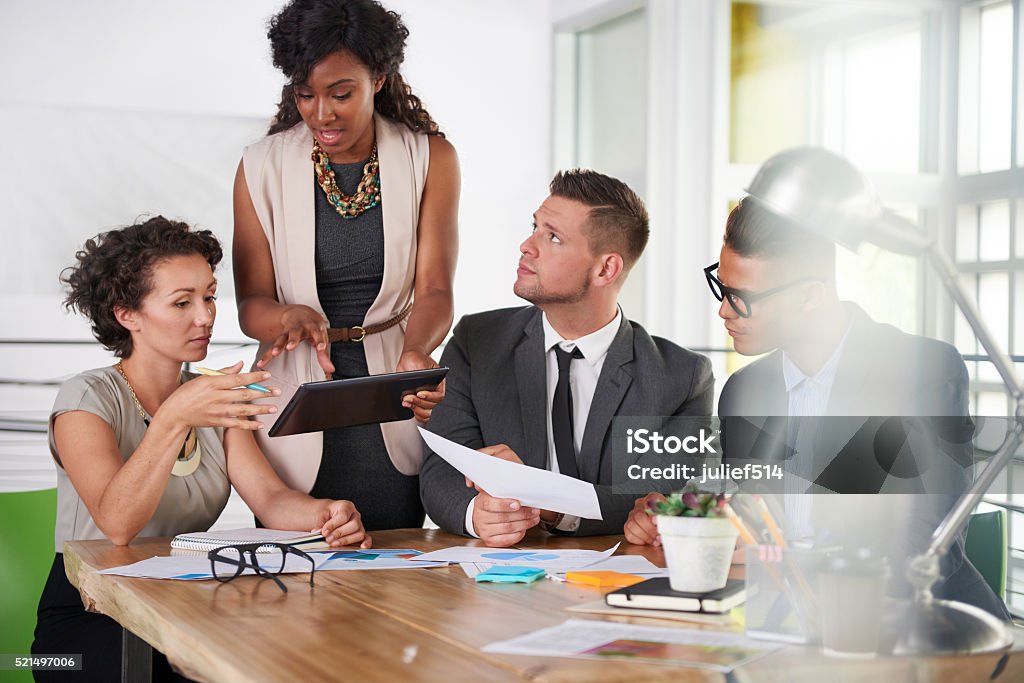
[656, 515, 739, 593]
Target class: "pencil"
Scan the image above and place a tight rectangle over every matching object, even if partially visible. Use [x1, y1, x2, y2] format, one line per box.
[723, 504, 758, 545]
[754, 495, 786, 547]
[194, 367, 271, 393]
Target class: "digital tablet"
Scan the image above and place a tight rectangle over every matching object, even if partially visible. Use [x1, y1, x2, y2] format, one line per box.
[267, 367, 449, 438]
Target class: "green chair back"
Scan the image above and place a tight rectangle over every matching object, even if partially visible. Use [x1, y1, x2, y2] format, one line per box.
[0, 488, 57, 682]
[964, 508, 1007, 600]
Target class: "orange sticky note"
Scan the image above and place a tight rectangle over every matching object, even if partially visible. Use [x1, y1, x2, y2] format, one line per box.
[564, 571, 646, 588]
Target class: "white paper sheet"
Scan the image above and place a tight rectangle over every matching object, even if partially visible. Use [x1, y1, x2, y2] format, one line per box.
[482, 618, 779, 672]
[418, 428, 603, 519]
[459, 562, 492, 578]
[551, 555, 668, 581]
[99, 552, 330, 580]
[414, 544, 619, 572]
[312, 549, 449, 571]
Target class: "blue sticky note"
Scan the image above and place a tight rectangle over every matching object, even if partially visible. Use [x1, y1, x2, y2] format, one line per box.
[474, 565, 546, 584]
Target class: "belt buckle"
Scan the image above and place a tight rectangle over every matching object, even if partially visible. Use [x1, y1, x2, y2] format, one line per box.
[350, 325, 366, 342]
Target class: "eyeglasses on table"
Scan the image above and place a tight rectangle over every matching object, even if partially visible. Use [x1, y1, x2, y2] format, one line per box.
[208, 542, 316, 593]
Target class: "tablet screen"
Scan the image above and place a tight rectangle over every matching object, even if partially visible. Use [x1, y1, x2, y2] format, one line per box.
[267, 367, 449, 437]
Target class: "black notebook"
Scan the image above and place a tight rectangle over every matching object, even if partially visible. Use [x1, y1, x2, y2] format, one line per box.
[605, 578, 745, 614]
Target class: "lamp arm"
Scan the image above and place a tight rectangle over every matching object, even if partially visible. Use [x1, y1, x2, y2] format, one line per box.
[916, 242, 1024, 575]
[926, 244, 1024, 400]
[924, 428, 1023, 563]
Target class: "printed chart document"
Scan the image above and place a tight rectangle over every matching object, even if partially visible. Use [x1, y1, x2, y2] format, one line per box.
[550, 555, 668, 581]
[419, 428, 602, 519]
[482, 619, 779, 672]
[316, 549, 448, 571]
[100, 552, 331, 580]
[416, 544, 619, 573]
[101, 549, 445, 580]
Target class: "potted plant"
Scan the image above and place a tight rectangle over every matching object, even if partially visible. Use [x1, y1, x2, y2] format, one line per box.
[648, 483, 738, 593]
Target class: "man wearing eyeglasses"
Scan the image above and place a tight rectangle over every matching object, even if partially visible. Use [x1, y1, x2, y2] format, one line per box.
[623, 196, 1008, 620]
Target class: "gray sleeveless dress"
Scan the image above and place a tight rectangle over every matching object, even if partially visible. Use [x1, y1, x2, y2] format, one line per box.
[308, 157, 425, 530]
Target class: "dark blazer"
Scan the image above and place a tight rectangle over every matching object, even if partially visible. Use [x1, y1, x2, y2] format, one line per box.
[420, 306, 714, 536]
[718, 303, 1008, 619]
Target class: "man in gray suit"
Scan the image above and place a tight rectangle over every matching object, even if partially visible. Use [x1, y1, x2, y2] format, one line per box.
[623, 196, 1007, 619]
[420, 169, 714, 547]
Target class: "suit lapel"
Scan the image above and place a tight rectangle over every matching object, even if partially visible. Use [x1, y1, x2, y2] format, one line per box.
[825, 305, 875, 416]
[579, 316, 634, 482]
[514, 309, 549, 469]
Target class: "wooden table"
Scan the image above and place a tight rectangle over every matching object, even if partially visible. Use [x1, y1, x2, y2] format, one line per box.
[65, 529, 1021, 682]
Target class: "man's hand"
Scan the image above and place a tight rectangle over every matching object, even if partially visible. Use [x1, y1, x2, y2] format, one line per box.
[465, 444, 522, 488]
[471, 492, 540, 547]
[624, 492, 666, 546]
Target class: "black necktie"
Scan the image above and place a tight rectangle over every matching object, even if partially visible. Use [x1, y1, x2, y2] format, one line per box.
[552, 345, 584, 479]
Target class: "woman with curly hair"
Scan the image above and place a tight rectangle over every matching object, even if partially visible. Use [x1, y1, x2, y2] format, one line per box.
[32, 217, 370, 682]
[233, 0, 459, 530]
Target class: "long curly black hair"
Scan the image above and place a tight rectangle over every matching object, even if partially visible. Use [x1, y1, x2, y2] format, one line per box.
[266, 0, 443, 137]
[60, 217, 223, 358]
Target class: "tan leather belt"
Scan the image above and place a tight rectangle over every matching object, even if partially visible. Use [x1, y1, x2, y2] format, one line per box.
[327, 304, 412, 343]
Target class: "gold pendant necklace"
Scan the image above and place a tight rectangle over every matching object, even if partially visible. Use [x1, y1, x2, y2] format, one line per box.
[115, 362, 202, 477]
[312, 139, 381, 219]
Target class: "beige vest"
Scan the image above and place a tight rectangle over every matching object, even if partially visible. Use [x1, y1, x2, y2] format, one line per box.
[242, 115, 429, 492]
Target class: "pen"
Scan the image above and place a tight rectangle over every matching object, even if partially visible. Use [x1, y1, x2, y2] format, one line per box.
[194, 367, 271, 393]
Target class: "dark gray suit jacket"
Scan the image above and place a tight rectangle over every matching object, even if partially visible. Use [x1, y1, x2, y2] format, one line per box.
[718, 303, 1008, 619]
[420, 306, 714, 536]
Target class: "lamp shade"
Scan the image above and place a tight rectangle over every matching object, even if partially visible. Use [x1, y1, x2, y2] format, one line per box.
[745, 147, 930, 255]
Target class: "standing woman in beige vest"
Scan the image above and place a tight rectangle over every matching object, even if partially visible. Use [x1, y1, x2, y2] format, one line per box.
[233, 0, 459, 530]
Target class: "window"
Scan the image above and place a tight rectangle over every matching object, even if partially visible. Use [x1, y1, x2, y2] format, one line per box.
[554, 8, 648, 324]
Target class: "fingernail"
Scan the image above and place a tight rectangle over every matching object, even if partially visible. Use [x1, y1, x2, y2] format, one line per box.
[509, 502, 519, 511]
[268, 407, 277, 413]
[417, 392, 427, 398]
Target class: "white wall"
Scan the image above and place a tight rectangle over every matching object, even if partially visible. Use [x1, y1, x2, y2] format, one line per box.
[0, 0, 553, 345]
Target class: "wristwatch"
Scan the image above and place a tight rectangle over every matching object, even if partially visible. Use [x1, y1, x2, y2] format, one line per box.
[539, 512, 565, 532]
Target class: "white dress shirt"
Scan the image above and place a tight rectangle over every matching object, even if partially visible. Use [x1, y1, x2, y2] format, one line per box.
[781, 323, 851, 543]
[465, 309, 622, 536]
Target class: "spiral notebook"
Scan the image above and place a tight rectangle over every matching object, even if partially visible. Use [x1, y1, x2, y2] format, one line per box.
[170, 527, 329, 553]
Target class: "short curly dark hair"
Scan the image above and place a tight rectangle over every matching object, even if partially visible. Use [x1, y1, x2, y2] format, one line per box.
[266, 0, 443, 137]
[61, 216, 223, 358]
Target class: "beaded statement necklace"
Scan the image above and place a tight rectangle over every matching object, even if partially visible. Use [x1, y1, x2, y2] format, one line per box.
[312, 139, 381, 219]
[115, 362, 202, 477]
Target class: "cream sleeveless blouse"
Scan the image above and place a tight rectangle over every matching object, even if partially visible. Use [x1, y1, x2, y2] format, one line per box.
[241, 114, 430, 492]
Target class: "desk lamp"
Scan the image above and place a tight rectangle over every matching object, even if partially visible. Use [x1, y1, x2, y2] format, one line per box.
[743, 147, 1014, 655]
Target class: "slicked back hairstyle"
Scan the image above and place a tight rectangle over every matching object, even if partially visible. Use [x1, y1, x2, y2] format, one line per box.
[548, 169, 650, 271]
[724, 197, 835, 278]
[60, 217, 222, 358]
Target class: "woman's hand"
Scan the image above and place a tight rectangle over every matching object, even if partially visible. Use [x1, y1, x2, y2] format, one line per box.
[397, 350, 445, 422]
[256, 305, 335, 376]
[156, 361, 280, 431]
[314, 500, 371, 549]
